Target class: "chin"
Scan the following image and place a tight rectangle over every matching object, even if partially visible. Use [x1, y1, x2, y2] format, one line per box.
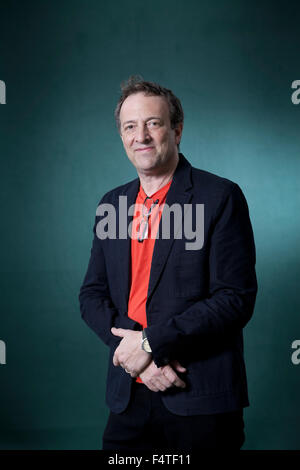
[136, 157, 159, 170]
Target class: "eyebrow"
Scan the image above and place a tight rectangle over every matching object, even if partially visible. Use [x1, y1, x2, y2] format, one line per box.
[122, 116, 162, 126]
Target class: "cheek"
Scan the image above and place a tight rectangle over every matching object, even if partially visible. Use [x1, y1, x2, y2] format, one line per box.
[156, 131, 170, 145]
[123, 137, 134, 149]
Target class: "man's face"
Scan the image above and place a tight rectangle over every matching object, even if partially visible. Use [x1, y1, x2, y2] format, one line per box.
[119, 92, 183, 175]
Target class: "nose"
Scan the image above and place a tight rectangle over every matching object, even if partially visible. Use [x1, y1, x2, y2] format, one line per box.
[135, 124, 151, 143]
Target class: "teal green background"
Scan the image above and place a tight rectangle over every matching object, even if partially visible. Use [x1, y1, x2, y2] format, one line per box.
[0, 0, 299, 450]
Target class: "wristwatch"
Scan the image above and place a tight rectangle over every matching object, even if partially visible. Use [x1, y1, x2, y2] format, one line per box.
[141, 329, 152, 353]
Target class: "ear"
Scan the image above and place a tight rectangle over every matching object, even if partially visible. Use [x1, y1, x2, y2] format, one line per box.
[174, 122, 183, 145]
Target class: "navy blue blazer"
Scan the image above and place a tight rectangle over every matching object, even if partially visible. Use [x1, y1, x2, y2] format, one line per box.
[79, 153, 257, 416]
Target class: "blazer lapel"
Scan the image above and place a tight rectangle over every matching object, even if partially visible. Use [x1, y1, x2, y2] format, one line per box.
[115, 177, 139, 311]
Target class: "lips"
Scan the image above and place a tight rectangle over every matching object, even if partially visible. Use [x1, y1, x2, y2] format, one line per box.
[135, 147, 154, 152]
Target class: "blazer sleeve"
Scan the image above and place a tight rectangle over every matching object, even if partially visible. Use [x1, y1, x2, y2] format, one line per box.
[145, 183, 258, 368]
[78, 197, 141, 349]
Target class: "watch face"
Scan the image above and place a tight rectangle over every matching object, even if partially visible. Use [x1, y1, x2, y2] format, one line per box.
[143, 339, 151, 353]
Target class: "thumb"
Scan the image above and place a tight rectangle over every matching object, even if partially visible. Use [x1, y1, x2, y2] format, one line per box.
[111, 327, 126, 337]
[171, 360, 186, 372]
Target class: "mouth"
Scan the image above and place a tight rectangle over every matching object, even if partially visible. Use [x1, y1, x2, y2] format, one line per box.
[135, 147, 154, 152]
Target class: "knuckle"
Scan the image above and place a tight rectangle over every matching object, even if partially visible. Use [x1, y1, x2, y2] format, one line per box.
[163, 367, 172, 377]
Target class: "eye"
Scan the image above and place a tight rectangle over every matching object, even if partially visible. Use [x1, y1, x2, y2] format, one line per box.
[148, 120, 160, 127]
[124, 124, 135, 131]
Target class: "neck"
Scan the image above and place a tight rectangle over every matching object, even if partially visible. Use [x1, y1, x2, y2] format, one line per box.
[138, 154, 179, 196]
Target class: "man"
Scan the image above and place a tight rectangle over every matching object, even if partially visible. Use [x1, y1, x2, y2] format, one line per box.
[79, 76, 257, 451]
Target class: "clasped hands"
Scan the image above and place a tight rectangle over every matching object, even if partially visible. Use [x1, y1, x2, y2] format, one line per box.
[111, 327, 186, 392]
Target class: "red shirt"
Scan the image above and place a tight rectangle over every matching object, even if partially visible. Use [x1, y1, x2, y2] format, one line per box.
[128, 179, 172, 383]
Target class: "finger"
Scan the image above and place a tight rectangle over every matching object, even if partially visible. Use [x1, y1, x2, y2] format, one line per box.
[130, 372, 137, 378]
[171, 360, 187, 373]
[156, 372, 173, 389]
[149, 380, 162, 392]
[148, 372, 171, 391]
[111, 327, 125, 337]
[157, 380, 169, 391]
[155, 376, 174, 392]
[174, 377, 186, 388]
[144, 381, 159, 392]
[152, 377, 171, 391]
[113, 354, 119, 366]
[162, 366, 186, 388]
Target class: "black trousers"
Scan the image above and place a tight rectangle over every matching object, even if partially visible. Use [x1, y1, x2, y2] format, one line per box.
[102, 381, 245, 451]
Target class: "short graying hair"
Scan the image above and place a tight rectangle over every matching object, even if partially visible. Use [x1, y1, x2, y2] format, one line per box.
[114, 75, 184, 134]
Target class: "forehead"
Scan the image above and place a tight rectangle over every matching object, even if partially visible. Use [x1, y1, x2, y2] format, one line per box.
[119, 92, 170, 122]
